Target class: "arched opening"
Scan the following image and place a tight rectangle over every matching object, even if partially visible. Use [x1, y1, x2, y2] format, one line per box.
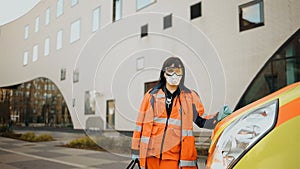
[0, 77, 72, 128]
[236, 28, 300, 110]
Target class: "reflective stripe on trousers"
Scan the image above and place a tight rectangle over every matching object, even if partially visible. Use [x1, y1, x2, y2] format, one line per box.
[180, 160, 197, 167]
[141, 136, 150, 144]
[135, 125, 142, 132]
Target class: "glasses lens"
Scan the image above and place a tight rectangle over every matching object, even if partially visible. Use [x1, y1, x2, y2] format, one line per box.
[165, 67, 183, 76]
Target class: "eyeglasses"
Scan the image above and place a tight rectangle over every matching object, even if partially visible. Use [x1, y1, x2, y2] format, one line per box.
[165, 67, 183, 76]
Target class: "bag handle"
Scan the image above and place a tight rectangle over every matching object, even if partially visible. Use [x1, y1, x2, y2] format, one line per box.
[126, 159, 141, 169]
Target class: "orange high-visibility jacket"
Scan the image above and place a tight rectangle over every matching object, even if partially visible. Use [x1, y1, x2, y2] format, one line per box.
[131, 86, 214, 168]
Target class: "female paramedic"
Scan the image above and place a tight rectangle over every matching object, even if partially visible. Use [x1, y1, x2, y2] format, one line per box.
[131, 56, 229, 169]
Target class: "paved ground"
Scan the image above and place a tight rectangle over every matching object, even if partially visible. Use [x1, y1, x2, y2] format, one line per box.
[0, 128, 206, 169]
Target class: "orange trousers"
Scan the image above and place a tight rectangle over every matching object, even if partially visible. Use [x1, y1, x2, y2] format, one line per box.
[146, 157, 178, 169]
[146, 157, 197, 169]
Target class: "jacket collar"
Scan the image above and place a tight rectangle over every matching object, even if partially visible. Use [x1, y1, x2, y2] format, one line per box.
[149, 82, 191, 95]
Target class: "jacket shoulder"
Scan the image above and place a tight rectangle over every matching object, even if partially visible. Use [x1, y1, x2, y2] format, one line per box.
[149, 83, 163, 94]
[191, 90, 200, 97]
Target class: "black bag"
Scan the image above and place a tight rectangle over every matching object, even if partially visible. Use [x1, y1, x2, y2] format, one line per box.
[126, 159, 141, 169]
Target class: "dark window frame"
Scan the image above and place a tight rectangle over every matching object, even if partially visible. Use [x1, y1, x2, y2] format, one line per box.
[141, 24, 148, 38]
[163, 14, 172, 29]
[239, 0, 264, 32]
[112, 0, 122, 22]
[60, 68, 66, 81]
[190, 2, 202, 20]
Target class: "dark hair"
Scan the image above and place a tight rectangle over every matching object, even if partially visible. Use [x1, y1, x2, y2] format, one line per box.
[159, 57, 186, 88]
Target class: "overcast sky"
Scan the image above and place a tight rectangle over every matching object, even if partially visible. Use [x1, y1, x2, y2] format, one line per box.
[0, 0, 40, 26]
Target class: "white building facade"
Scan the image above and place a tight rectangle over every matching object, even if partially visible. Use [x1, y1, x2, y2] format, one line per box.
[0, 0, 299, 130]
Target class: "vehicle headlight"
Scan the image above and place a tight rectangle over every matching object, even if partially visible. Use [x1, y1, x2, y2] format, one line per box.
[210, 99, 278, 169]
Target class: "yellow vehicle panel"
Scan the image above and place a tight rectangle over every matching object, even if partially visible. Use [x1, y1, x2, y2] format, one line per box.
[234, 116, 300, 169]
[206, 82, 300, 169]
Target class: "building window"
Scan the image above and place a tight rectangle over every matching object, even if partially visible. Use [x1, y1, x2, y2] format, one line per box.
[71, 0, 78, 7]
[136, 57, 144, 70]
[72, 98, 76, 107]
[60, 68, 66, 80]
[45, 8, 50, 25]
[56, 30, 63, 50]
[73, 69, 79, 83]
[163, 14, 172, 29]
[236, 29, 300, 110]
[85, 91, 96, 115]
[106, 100, 115, 129]
[35, 17, 40, 32]
[32, 45, 39, 62]
[144, 81, 159, 93]
[56, 0, 64, 17]
[136, 0, 156, 10]
[3, 77, 72, 126]
[70, 19, 80, 43]
[190, 2, 202, 20]
[141, 24, 148, 38]
[23, 51, 28, 66]
[239, 0, 264, 32]
[44, 37, 50, 56]
[92, 7, 101, 32]
[24, 25, 29, 39]
[113, 0, 122, 22]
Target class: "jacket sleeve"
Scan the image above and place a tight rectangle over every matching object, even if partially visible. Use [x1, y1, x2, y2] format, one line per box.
[131, 92, 152, 155]
[191, 91, 217, 129]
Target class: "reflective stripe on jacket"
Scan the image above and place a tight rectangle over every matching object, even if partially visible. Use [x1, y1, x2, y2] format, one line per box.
[131, 86, 209, 168]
